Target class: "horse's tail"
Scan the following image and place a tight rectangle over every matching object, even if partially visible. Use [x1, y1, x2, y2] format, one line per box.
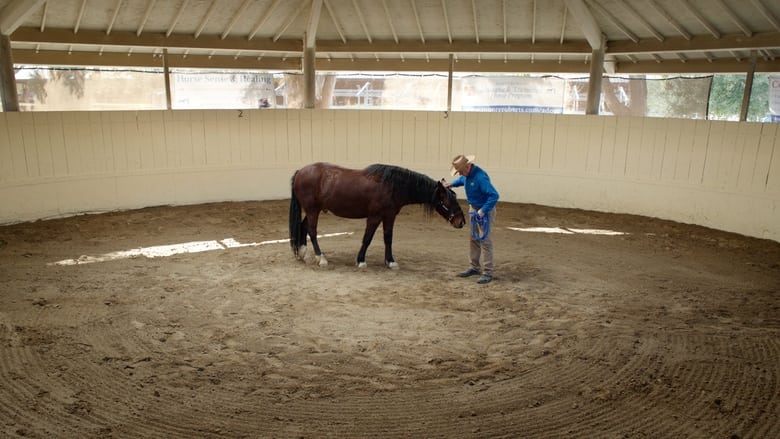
[289, 171, 305, 256]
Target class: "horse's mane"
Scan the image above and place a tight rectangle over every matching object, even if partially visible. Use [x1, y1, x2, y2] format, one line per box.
[365, 164, 437, 216]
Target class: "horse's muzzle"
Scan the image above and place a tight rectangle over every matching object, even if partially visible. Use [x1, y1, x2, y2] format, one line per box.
[451, 214, 466, 229]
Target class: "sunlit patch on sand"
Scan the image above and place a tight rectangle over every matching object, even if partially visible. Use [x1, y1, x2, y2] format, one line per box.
[49, 232, 352, 266]
[507, 227, 626, 236]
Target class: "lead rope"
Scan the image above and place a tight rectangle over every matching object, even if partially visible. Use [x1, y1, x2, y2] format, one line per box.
[470, 210, 490, 241]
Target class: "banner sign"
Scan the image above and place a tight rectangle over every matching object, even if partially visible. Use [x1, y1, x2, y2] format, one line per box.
[460, 76, 565, 113]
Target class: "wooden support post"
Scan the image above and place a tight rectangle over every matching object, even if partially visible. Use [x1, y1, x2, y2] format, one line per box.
[163, 48, 172, 110]
[303, 45, 315, 109]
[586, 36, 605, 115]
[447, 54, 454, 113]
[739, 51, 757, 122]
[0, 34, 19, 112]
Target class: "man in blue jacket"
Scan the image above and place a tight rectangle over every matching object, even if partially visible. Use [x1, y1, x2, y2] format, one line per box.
[444, 154, 500, 284]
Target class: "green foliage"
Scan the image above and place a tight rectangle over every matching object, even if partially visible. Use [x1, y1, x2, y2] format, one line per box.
[646, 76, 712, 119]
[708, 74, 771, 122]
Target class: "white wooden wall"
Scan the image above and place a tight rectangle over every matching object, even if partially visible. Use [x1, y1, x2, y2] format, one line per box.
[1, 109, 778, 241]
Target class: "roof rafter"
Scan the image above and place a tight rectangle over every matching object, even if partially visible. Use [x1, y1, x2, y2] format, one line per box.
[750, 0, 780, 31]
[410, 0, 425, 44]
[560, 5, 567, 43]
[38, 1, 46, 32]
[471, 0, 479, 44]
[440, 0, 452, 44]
[351, 0, 372, 43]
[647, 0, 690, 40]
[74, 0, 87, 34]
[323, 0, 346, 43]
[249, 0, 282, 41]
[0, 0, 46, 34]
[137, 0, 157, 37]
[502, 0, 507, 44]
[589, 1, 637, 43]
[306, 0, 322, 48]
[680, 0, 720, 39]
[195, 0, 218, 39]
[619, 0, 663, 41]
[381, 0, 398, 44]
[274, 2, 305, 42]
[106, 0, 123, 35]
[222, 0, 253, 40]
[562, 0, 602, 49]
[713, 0, 752, 37]
[167, 0, 190, 37]
[531, 0, 537, 44]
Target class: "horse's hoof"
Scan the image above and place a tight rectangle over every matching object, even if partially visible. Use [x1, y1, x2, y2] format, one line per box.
[317, 255, 328, 267]
[297, 245, 307, 260]
[387, 262, 400, 270]
[357, 262, 368, 269]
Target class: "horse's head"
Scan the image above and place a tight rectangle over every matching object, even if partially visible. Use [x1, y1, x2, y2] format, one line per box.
[433, 181, 465, 228]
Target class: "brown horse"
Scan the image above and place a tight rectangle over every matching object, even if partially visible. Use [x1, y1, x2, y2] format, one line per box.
[289, 162, 465, 269]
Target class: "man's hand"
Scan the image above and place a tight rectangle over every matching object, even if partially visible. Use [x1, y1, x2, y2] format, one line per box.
[440, 178, 452, 188]
[477, 209, 484, 217]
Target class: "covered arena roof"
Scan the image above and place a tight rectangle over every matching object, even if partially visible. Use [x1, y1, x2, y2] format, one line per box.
[1, 0, 779, 74]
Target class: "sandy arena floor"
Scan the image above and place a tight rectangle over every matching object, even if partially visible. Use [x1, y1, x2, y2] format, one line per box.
[1, 200, 779, 438]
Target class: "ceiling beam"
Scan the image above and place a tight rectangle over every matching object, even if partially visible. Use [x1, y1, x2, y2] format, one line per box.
[616, 57, 780, 74]
[317, 38, 591, 54]
[0, 0, 45, 35]
[562, 0, 602, 49]
[12, 26, 303, 53]
[12, 48, 302, 70]
[607, 31, 780, 55]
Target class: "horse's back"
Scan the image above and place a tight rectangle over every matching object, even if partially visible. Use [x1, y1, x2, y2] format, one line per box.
[292, 162, 391, 218]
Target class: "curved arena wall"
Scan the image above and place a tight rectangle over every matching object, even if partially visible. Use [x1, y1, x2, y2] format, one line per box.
[1, 110, 778, 242]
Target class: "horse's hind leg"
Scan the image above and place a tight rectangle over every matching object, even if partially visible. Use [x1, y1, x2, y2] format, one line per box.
[305, 211, 328, 267]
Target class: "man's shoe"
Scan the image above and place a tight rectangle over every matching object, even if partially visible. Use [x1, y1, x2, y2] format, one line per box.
[477, 275, 493, 284]
[458, 268, 481, 278]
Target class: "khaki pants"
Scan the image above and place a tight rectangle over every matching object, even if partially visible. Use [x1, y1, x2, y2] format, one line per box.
[468, 207, 496, 276]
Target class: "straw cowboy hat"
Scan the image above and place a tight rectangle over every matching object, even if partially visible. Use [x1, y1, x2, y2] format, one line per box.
[450, 154, 476, 176]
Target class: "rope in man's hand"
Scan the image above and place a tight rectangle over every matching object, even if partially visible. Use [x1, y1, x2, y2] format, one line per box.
[470, 210, 490, 241]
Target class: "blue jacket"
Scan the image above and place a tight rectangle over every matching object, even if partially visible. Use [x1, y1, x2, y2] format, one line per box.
[451, 165, 499, 212]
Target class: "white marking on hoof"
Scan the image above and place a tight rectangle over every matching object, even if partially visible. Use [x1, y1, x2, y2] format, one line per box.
[357, 262, 368, 269]
[317, 254, 328, 267]
[296, 245, 307, 260]
[387, 262, 400, 270]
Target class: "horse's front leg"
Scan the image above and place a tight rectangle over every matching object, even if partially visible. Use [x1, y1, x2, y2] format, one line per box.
[356, 218, 381, 268]
[305, 211, 328, 267]
[383, 216, 399, 270]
